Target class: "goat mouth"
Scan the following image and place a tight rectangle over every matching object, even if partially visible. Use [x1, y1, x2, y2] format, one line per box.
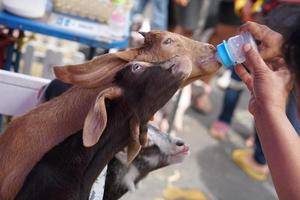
[171, 145, 190, 156]
[197, 55, 218, 67]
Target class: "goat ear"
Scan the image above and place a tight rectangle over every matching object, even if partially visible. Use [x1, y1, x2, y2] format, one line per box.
[83, 86, 123, 147]
[127, 114, 142, 164]
[53, 49, 139, 88]
[114, 48, 140, 61]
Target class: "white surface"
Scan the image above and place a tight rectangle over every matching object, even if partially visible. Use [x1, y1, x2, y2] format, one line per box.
[89, 166, 107, 200]
[0, 70, 50, 116]
[3, 0, 47, 18]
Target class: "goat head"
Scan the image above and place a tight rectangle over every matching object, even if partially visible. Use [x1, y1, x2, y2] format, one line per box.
[53, 31, 220, 88]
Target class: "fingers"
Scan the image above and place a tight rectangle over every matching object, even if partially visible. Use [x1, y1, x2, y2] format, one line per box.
[235, 64, 253, 92]
[240, 21, 283, 60]
[239, 21, 269, 41]
[243, 43, 269, 74]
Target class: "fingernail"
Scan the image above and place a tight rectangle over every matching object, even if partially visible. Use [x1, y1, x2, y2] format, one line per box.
[243, 43, 252, 52]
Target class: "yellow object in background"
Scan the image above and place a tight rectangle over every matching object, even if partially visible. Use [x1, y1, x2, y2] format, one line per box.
[252, 0, 264, 12]
[232, 149, 268, 181]
[163, 186, 207, 200]
[234, 0, 264, 16]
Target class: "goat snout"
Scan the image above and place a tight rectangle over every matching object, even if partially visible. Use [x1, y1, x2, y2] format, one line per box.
[206, 44, 216, 52]
[175, 140, 185, 147]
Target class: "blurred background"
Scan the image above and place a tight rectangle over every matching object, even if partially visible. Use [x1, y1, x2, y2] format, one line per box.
[1, 0, 299, 199]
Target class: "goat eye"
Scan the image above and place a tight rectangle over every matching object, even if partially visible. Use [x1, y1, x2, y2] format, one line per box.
[163, 38, 173, 45]
[131, 63, 143, 72]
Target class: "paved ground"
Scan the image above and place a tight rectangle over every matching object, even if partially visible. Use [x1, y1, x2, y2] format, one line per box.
[122, 80, 277, 200]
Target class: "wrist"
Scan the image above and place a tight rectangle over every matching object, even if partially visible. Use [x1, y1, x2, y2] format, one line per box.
[254, 104, 286, 120]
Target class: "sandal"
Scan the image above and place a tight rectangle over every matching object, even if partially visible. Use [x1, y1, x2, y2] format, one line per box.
[163, 186, 207, 200]
[232, 149, 268, 181]
[209, 120, 230, 140]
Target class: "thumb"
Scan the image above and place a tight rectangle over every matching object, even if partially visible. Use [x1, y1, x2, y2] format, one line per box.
[244, 43, 269, 73]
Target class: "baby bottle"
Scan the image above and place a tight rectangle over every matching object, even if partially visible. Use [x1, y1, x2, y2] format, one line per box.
[215, 32, 258, 68]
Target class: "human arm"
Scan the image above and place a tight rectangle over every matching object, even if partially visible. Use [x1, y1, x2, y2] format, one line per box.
[255, 105, 300, 200]
[236, 44, 300, 200]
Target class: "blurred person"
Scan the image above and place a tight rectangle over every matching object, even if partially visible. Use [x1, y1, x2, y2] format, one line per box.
[209, 69, 245, 140]
[150, 0, 208, 133]
[132, 0, 169, 30]
[190, 0, 244, 114]
[207, 0, 247, 140]
[235, 19, 300, 199]
[171, 0, 204, 38]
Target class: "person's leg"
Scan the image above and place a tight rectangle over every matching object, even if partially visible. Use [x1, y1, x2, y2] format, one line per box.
[230, 66, 269, 180]
[232, 144, 269, 181]
[193, 1, 243, 113]
[132, 0, 148, 15]
[210, 68, 243, 140]
[232, 93, 300, 181]
[232, 130, 269, 180]
[218, 69, 242, 124]
[218, 88, 242, 124]
[173, 0, 202, 37]
[150, 0, 169, 30]
[252, 92, 300, 166]
[253, 132, 266, 165]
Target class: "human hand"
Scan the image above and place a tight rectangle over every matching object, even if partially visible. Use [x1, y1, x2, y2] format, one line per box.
[174, 0, 190, 6]
[235, 43, 292, 116]
[240, 21, 283, 61]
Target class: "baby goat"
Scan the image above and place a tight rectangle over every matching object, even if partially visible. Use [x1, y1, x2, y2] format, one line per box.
[16, 57, 191, 200]
[102, 124, 189, 200]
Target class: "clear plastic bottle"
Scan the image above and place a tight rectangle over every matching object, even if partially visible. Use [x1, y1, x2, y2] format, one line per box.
[215, 32, 258, 68]
[108, 0, 127, 38]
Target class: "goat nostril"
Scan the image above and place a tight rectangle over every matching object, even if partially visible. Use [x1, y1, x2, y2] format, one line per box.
[176, 141, 184, 146]
[207, 44, 216, 51]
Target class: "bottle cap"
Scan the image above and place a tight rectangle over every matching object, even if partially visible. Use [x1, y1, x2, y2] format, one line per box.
[216, 40, 235, 68]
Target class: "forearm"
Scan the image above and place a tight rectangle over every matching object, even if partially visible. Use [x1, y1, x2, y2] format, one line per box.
[255, 108, 300, 200]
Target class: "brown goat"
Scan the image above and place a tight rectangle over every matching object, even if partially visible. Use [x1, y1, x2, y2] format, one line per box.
[0, 31, 220, 200]
[54, 31, 220, 87]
